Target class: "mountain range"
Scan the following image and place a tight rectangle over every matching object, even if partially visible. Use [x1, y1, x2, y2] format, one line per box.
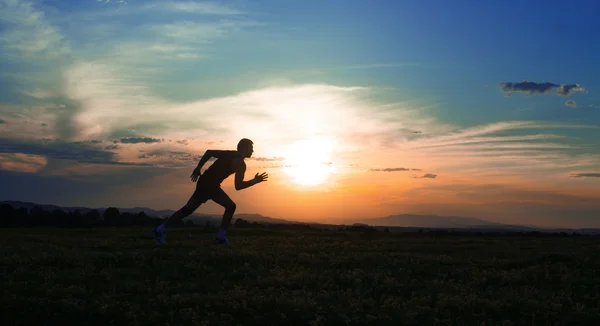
[2, 200, 599, 234]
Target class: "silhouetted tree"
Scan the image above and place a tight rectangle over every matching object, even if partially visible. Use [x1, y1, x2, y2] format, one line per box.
[0, 204, 15, 227]
[85, 210, 101, 226]
[235, 218, 250, 227]
[30, 206, 49, 226]
[103, 207, 121, 226]
[51, 209, 69, 227]
[17, 207, 30, 227]
[70, 210, 82, 227]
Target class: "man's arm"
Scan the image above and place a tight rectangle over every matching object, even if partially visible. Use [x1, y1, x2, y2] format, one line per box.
[190, 150, 234, 182]
[233, 157, 268, 191]
[196, 150, 233, 170]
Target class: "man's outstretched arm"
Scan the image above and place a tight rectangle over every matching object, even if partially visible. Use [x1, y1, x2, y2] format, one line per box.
[233, 158, 268, 191]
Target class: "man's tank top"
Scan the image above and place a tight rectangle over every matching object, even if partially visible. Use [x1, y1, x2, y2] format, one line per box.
[198, 151, 239, 187]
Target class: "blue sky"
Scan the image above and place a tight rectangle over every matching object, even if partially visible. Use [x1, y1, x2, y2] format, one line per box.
[1, 0, 599, 227]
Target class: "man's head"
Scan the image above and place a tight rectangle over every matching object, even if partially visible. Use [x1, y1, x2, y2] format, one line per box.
[237, 138, 254, 158]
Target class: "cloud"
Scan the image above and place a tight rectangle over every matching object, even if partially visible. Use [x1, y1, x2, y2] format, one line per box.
[144, 1, 243, 15]
[0, 0, 69, 58]
[0, 119, 6, 124]
[148, 20, 262, 48]
[499, 80, 585, 97]
[119, 137, 163, 144]
[570, 173, 600, 178]
[413, 173, 437, 179]
[369, 167, 414, 172]
[53, 61, 453, 150]
[565, 100, 577, 108]
[0, 153, 47, 173]
[0, 138, 150, 166]
[21, 88, 58, 99]
[176, 140, 189, 146]
[343, 63, 420, 70]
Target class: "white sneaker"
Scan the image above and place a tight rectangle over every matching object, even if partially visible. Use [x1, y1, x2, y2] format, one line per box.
[152, 226, 166, 244]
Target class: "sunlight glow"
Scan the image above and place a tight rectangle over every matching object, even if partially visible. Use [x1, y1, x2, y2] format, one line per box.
[283, 137, 336, 186]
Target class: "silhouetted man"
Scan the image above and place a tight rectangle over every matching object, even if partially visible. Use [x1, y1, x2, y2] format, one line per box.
[152, 138, 268, 245]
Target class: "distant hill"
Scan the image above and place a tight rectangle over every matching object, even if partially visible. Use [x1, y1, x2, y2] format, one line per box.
[0, 200, 293, 225]
[355, 214, 506, 228]
[4, 200, 598, 234]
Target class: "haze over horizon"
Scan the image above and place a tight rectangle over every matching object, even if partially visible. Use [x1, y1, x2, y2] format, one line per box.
[1, 0, 600, 228]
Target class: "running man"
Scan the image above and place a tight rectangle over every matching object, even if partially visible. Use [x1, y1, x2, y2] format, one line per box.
[152, 138, 268, 245]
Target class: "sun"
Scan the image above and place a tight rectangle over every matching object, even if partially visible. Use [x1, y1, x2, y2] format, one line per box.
[282, 137, 336, 186]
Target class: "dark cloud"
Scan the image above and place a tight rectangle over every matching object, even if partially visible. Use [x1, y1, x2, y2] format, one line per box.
[176, 140, 189, 145]
[565, 100, 577, 108]
[570, 173, 600, 178]
[105, 144, 120, 150]
[556, 84, 585, 96]
[499, 80, 584, 97]
[0, 138, 151, 166]
[370, 167, 420, 172]
[119, 137, 163, 144]
[72, 140, 103, 146]
[0, 119, 6, 124]
[137, 149, 195, 163]
[413, 173, 437, 179]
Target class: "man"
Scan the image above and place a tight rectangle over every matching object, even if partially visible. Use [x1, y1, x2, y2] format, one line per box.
[152, 138, 268, 245]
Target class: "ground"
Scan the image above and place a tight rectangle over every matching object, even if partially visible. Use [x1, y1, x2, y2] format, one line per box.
[2, 228, 600, 325]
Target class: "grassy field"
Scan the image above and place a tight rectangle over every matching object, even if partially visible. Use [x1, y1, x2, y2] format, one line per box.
[2, 228, 600, 326]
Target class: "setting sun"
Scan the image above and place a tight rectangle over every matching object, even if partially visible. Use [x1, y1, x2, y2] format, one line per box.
[282, 138, 336, 186]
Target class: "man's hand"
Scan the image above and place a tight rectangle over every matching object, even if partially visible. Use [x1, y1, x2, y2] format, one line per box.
[253, 172, 269, 184]
[190, 167, 201, 182]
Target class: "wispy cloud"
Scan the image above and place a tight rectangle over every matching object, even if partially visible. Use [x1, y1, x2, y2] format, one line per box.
[570, 173, 600, 178]
[119, 137, 163, 144]
[565, 100, 577, 108]
[0, 0, 68, 58]
[140, 1, 244, 15]
[369, 167, 420, 172]
[338, 63, 419, 70]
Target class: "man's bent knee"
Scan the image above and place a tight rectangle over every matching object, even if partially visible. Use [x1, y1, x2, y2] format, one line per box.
[226, 202, 236, 212]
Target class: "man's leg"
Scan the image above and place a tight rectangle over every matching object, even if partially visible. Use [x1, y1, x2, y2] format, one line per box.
[153, 194, 203, 243]
[210, 187, 236, 244]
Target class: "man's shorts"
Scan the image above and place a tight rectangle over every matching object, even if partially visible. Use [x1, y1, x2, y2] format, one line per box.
[190, 182, 223, 204]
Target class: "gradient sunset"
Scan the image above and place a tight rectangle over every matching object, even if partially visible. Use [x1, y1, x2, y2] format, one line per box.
[1, 0, 599, 228]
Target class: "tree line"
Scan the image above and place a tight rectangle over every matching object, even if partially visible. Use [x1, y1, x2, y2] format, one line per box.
[0, 204, 179, 228]
[0, 203, 385, 232]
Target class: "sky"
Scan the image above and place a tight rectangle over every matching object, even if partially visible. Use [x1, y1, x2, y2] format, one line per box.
[1, 0, 600, 228]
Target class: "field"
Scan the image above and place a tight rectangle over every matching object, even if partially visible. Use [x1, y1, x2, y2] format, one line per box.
[2, 228, 600, 326]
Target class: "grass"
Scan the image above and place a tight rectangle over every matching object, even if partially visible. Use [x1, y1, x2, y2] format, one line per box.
[2, 227, 600, 325]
